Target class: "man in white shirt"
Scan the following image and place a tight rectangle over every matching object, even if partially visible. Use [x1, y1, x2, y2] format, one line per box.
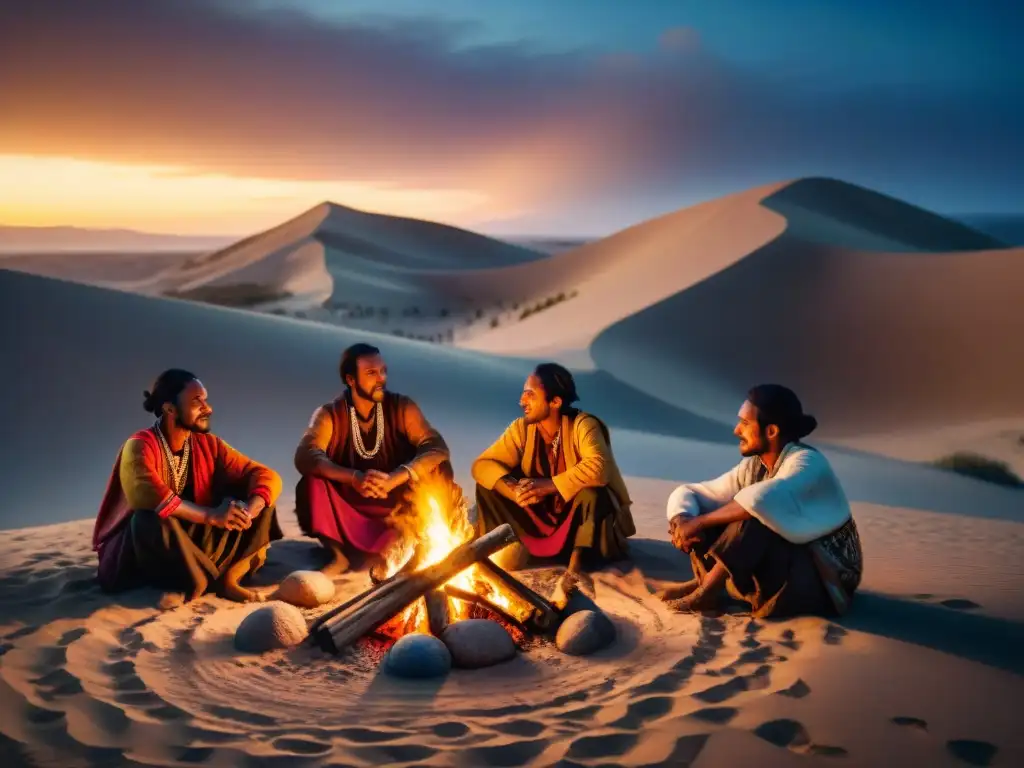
[663, 385, 862, 617]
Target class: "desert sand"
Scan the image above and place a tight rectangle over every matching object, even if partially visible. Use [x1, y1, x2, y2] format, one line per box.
[1, 178, 1023, 766]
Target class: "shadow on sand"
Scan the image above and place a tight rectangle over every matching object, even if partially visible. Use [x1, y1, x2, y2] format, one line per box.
[836, 592, 1024, 676]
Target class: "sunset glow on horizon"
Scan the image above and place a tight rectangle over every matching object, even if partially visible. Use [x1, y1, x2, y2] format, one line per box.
[0, 154, 495, 235]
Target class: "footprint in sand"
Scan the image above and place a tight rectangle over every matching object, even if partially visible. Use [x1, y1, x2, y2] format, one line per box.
[32, 668, 84, 699]
[688, 706, 739, 724]
[778, 628, 801, 651]
[431, 721, 470, 739]
[891, 716, 928, 731]
[753, 718, 847, 757]
[57, 627, 88, 646]
[823, 624, 848, 645]
[946, 739, 999, 766]
[610, 695, 674, 729]
[334, 727, 406, 744]
[491, 719, 546, 738]
[271, 736, 332, 756]
[5, 624, 40, 641]
[777, 679, 811, 699]
[693, 664, 772, 704]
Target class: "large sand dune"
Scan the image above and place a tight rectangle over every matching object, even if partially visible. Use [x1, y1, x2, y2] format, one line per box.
[592, 237, 1024, 436]
[4, 267, 1021, 531]
[3, 228, 1024, 765]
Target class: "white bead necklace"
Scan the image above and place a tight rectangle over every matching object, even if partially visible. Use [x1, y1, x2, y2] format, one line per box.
[350, 401, 384, 459]
[154, 421, 190, 494]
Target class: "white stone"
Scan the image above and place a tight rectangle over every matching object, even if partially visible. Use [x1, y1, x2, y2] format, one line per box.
[234, 602, 308, 653]
[441, 619, 517, 669]
[556, 609, 616, 656]
[276, 570, 336, 608]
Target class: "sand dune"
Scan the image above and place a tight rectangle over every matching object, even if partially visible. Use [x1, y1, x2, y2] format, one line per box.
[162, 202, 546, 312]
[0, 225, 232, 254]
[592, 238, 1024, 437]
[0, 251, 197, 290]
[2, 249, 1024, 765]
[460, 177, 1008, 358]
[4, 181, 1024, 766]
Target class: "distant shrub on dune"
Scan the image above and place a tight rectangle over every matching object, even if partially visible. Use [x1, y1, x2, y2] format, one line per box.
[931, 452, 1023, 487]
[518, 289, 577, 320]
[490, 317, 500, 328]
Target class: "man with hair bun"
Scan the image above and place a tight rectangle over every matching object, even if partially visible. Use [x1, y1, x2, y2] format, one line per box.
[92, 369, 283, 605]
[472, 362, 635, 583]
[663, 384, 863, 617]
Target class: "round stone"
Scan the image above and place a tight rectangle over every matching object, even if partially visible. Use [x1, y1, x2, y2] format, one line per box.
[234, 602, 308, 653]
[441, 619, 517, 669]
[384, 633, 452, 679]
[276, 570, 336, 608]
[556, 609, 616, 656]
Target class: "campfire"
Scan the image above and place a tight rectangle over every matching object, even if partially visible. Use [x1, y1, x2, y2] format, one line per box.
[310, 479, 561, 655]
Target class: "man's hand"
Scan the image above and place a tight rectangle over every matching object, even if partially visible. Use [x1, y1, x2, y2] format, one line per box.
[363, 469, 401, 498]
[351, 471, 387, 498]
[209, 498, 252, 531]
[363, 468, 410, 498]
[669, 514, 702, 553]
[514, 477, 558, 508]
[244, 496, 267, 520]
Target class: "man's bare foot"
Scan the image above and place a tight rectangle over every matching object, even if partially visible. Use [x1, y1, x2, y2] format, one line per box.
[220, 581, 266, 603]
[656, 579, 700, 602]
[158, 592, 185, 611]
[665, 586, 722, 613]
[319, 540, 350, 577]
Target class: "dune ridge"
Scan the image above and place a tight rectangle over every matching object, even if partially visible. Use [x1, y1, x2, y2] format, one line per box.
[2, 173, 1024, 765]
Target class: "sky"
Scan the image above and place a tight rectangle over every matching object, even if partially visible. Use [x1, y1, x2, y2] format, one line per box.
[0, 0, 1021, 237]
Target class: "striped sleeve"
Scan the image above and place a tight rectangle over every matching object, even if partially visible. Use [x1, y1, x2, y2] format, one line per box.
[119, 437, 181, 517]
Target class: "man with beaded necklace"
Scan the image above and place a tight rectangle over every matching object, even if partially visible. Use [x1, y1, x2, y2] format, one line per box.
[294, 343, 452, 575]
[93, 369, 283, 606]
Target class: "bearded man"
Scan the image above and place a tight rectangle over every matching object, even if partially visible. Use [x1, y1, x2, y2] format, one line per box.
[472, 363, 635, 577]
[294, 343, 452, 575]
[663, 384, 863, 617]
[93, 369, 283, 605]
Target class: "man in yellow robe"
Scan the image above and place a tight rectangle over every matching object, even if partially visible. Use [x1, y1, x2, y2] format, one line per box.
[472, 363, 635, 577]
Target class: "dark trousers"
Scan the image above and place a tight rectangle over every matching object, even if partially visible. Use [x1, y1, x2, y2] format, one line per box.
[475, 482, 627, 566]
[693, 518, 832, 618]
[100, 506, 282, 596]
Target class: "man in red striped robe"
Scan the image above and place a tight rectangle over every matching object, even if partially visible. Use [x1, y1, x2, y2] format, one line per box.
[94, 369, 283, 605]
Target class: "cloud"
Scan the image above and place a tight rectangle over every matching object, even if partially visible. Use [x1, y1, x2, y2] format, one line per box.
[0, 0, 1020, 225]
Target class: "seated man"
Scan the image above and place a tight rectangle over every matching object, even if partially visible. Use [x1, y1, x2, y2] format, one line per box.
[93, 369, 283, 605]
[472, 363, 635, 576]
[294, 343, 452, 575]
[663, 384, 862, 618]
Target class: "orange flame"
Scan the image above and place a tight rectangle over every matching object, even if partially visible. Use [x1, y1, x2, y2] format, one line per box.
[380, 479, 525, 634]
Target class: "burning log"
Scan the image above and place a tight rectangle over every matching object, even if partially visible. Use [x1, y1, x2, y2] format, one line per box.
[443, 585, 528, 636]
[477, 559, 560, 633]
[316, 523, 517, 653]
[424, 589, 450, 636]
